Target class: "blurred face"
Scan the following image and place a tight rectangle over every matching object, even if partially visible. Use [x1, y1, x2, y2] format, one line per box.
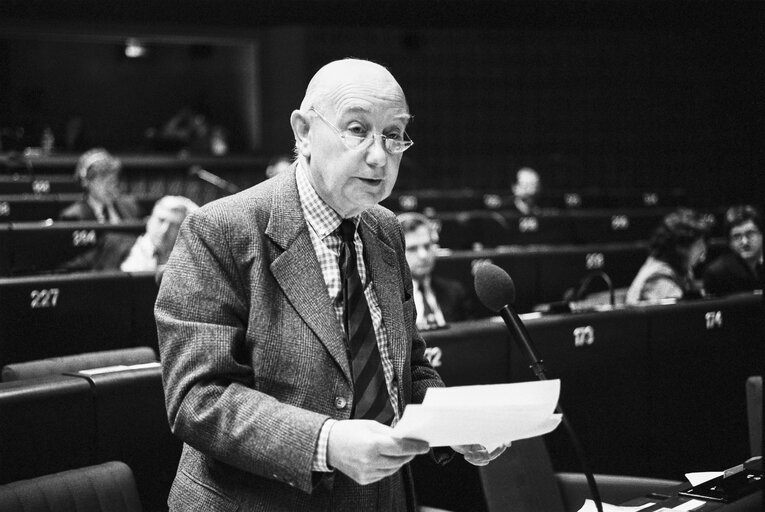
[513, 170, 540, 200]
[88, 172, 120, 204]
[295, 63, 409, 218]
[405, 225, 437, 281]
[729, 220, 763, 263]
[147, 205, 187, 254]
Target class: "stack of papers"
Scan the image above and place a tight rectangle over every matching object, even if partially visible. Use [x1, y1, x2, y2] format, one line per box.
[393, 379, 562, 450]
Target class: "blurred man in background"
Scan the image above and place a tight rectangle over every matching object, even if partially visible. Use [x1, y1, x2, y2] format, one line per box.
[121, 195, 199, 272]
[399, 212, 473, 330]
[510, 166, 541, 215]
[703, 204, 763, 296]
[59, 147, 142, 223]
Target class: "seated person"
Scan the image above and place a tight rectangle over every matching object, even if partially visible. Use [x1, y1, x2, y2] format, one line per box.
[121, 195, 199, 272]
[398, 212, 473, 329]
[59, 148, 142, 223]
[60, 195, 197, 273]
[510, 166, 541, 215]
[703, 204, 763, 296]
[626, 208, 710, 305]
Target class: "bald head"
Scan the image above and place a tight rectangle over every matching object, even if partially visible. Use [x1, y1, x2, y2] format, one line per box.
[289, 58, 412, 218]
[299, 59, 409, 116]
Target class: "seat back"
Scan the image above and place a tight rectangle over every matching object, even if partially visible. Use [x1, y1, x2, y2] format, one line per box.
[0, 272, 136, 368]
[478, 437, 566, 512]
[0, 375, 97, 484]
[0, 461, 142, 512]
[747, 376, 763, 457]
[78, 364, 181, 511]
[1, 347, 158, 382]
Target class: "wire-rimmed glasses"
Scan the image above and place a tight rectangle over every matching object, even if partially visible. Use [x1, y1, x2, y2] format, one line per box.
[310, 107, 413, 154]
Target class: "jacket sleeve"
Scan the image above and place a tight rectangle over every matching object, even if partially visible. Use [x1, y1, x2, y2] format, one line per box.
[155, 207, 328, 494]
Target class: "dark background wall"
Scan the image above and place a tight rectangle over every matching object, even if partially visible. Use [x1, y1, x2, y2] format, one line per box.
[0, 1, 762, 206]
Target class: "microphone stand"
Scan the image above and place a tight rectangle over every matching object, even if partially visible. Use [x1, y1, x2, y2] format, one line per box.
[189, 165, 240, 194]
[499, 307, 605, 512]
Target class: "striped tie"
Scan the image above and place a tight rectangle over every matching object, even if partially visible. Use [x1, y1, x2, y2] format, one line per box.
[338, 219, 395, 425]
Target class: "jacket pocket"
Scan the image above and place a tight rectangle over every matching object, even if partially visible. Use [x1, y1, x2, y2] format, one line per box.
[168, 469, 240, 512]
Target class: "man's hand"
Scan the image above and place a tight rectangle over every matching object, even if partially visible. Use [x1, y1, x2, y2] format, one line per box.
[452, 443, 509, 466]
[327, 420, 430, 485]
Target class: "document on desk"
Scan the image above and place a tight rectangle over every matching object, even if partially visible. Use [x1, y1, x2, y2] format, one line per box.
[393, 379, 562, 449]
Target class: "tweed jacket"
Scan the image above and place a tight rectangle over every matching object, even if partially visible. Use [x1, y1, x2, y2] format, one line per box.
[155, 166, 445, 511]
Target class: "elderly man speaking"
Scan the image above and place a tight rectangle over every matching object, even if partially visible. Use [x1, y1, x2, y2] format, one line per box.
[155, 58, 505, 512]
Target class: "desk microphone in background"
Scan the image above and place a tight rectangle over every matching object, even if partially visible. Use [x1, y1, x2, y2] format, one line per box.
[474, 262, 604, 512]
[188, 165, 240, 195]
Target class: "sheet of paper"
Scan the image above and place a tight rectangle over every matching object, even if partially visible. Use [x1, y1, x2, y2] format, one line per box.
[393, 380, 561, 448]
[684, 471, 723, 486]
[577, 499, 655, 512]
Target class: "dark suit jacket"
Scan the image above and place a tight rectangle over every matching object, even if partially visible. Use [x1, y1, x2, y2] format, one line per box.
[431, 275, 473, 323]
[155, 167, 445, 511]
[58, 195, 142, 222]
[703, 251, 762, 296]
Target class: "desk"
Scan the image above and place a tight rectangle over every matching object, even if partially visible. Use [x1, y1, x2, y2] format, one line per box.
[620, 459, 762, 511]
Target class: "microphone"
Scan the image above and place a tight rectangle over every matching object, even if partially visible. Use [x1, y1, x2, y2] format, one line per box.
[189, 165, 239, 194]
[474, 263, 604, 512]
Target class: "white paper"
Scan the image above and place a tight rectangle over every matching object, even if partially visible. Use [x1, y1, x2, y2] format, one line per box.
[684, 471, 723, 486]
[671, 499, 706, 511]
[393, 380, 562, 448]
[578, 499, 655, 512]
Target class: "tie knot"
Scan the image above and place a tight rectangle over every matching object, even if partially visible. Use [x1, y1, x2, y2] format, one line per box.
[339, 219, 357, 245]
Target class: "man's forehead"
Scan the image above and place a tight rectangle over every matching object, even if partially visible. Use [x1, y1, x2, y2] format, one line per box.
[335, 103, 411, 121]
[732, 220, 759, 233]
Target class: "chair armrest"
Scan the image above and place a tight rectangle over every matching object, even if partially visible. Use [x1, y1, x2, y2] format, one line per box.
[556, 472, 682, 512]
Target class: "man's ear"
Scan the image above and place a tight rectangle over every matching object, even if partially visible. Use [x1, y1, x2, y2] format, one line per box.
[290, 110, 312, 158]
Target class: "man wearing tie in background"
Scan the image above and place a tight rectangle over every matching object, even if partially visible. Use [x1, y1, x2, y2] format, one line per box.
[59, 147, 142, 223]
[155, 58, 505, 512]
[398, 212, 473, 330]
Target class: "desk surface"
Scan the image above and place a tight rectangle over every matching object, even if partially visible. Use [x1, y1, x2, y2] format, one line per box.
[621, 459, 762, 512]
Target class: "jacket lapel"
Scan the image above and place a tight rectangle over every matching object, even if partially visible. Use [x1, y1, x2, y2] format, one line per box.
[360, 213, 408, 408]
[265, 170, 352, 385]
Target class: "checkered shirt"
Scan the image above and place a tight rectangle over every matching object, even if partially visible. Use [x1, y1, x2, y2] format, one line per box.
[296, 163, 400, 472]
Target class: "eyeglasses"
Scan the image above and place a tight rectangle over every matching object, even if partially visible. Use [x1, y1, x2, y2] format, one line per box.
[731, 230, 762, 242]
[310, 107, 413, 154]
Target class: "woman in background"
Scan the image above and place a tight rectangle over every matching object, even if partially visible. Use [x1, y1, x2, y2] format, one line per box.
[626, 208, 710, 305]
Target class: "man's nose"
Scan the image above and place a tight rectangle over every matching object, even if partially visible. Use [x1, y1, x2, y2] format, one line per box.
[365, 134, 389, 167]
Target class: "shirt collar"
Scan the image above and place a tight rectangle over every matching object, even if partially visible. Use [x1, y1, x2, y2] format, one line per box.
[296, 161, 358, 238]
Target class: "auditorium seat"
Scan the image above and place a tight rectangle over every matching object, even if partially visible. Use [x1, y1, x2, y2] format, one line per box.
[412, 436, 681, 512]
[0, 461, 143, 512]
[645, 293, 765, 477]
[420, 319, 510, 387]
[1, 347, 158, 382]
[569, 208, 667, 244]
[480, 437, 681, 512]
[502, 212, 575, 246]
[0, 375, 97, 484]
[533, 242, 646, 306]
[128, 271, 161, 354]
[0, 194, 80, 221]
[0, 272, 137, 368]
[0, 174, 81, 195]
[434, 248, 537, 314]
[519, 308, 653, 476]
[1, 220, 144, 276]
[746, 376, 762, 457]
[76, 364, 181, 511]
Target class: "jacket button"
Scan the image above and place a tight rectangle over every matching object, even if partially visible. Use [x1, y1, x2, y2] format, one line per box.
[334, 396, 347, 410]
